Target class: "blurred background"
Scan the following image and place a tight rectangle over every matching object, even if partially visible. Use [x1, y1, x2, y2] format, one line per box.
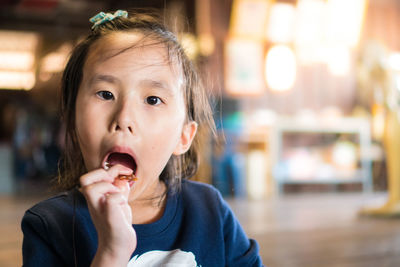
[1, 0, 400, 266]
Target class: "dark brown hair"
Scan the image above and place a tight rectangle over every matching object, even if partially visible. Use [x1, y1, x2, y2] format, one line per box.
[57, 10, 215, 193]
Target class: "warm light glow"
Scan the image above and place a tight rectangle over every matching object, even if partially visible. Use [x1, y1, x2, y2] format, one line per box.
[41, 43, 71, 73]
[0, 30, 39, 51]
[395, 75, 400, 92]
[0, 30, 39, 90]
[0, 71, 36, 90]
[0, 51, 35, 71]
[198, 33, 215, 56]
[294, 0, 326, 65]
[230, 0, 270, 40]
[389, 53, 400, 72]
[325, 46, 351, 76]
[293, 0, 365, 69]
[266, 2, 295, 43]
[326, 0, 367, 48]
[294, 0, 326, 47]
[295, 46, 325, 65]
[41, 52, 67, 73]
[179, 33, 199, 60]
[265, 45, 296, 91]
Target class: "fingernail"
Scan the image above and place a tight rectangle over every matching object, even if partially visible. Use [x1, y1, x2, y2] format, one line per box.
[104, 161, 111, 170]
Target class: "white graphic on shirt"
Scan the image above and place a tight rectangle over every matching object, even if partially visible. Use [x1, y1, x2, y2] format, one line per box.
[127, 249, 198, 267]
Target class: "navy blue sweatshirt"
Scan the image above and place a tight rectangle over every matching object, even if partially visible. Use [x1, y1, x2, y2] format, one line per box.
[21, 180, 263, 266]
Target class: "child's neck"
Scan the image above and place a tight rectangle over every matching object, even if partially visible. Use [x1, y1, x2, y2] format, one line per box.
[129, 181, 167, 224]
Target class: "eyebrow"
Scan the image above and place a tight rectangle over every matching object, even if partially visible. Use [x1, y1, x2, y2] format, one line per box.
[139, 79, 176, 96]
[88, 74, 177, 96]
[89, 74, 119, 86]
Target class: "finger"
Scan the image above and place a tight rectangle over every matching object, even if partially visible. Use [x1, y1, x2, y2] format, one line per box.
[81, 182, 120, 210]
[107, 164, 133, 179]
[80, 164, 133, 187]
[80, 168, 113, 187]
[113, 179, 131, 200]
[104, 193, 132, 226]
[105, 192, 127, 206]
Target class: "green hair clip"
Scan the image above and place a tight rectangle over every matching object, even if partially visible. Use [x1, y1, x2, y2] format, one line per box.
[89, 10, 128, 29]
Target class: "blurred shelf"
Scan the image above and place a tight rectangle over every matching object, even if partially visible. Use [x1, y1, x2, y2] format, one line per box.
[270, 117, 373, 194]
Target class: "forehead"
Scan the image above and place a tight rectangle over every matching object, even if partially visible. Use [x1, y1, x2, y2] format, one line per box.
[85, 31, 181, 76]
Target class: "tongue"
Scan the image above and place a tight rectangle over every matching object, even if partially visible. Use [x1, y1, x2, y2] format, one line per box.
[107, 153, 136, 172]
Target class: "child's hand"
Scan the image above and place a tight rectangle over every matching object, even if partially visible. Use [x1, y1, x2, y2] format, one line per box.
[79, 165, 136, 266]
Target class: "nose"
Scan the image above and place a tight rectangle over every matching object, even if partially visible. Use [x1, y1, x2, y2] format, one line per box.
[112, 100, 135, 134]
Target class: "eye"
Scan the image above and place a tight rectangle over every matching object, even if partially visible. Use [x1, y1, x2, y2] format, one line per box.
[146, 96, 162, 105]
[96, 91, 114, 100]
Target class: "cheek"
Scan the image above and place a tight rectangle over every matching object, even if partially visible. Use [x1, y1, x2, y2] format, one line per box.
[75, 96, 103, 169]
[140, 104, 186, 140]
[141, 118, 184, 167]
[143, 136, 177, 177]
[147, 125, 182, 152]
[76, 101, 92, 144]
[75, 91, 105, 142]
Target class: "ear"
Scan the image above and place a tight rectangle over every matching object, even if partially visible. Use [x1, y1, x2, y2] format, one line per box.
[173, 121, 198, 155]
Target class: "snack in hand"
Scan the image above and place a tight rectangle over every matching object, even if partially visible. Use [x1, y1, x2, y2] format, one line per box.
[117, 174, 138, 182]
[104, 161, 138, 182]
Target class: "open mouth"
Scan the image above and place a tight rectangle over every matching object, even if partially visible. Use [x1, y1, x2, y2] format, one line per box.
[105, 152, 137, 175]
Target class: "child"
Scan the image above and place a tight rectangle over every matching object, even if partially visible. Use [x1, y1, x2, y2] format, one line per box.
[21, 10, 263, 267]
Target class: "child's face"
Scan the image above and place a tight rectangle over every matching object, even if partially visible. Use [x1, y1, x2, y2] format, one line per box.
[75, 32, 197, 199]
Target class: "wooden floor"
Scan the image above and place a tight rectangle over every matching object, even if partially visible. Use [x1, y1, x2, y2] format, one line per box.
[1, 192, 400, 266]
[228, 193, 400, 267]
